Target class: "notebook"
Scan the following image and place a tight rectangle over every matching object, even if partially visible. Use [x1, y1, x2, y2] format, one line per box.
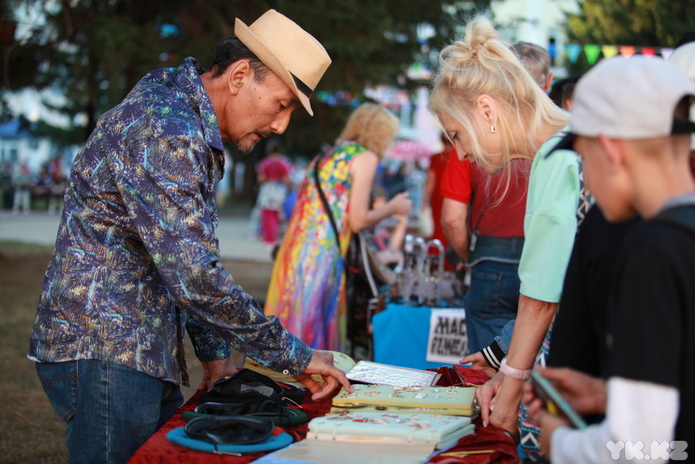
[308, 412, 475, 450]
[332, 384, 477, 416]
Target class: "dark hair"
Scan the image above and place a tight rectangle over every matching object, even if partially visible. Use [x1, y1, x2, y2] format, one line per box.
[561, 80, 577, 109]
[548, 76, 577, 108]
[210, 37, 270, 81]
[676, 31, 695, 49]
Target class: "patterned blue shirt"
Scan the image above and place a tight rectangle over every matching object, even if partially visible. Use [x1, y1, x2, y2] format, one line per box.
[28, 58, 312, 385]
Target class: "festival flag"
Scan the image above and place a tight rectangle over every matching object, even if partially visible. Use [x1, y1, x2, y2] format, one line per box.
[601, 45, 619, 58]
[640, 47, 656, 57]
[566, 43, 582, 64]
[661, 48, 674, 60]
[619, 45, 637, 57]
[584, 44, 602, 65]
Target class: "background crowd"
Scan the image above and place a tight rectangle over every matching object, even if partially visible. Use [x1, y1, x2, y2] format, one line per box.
[0, 158, 67, 215]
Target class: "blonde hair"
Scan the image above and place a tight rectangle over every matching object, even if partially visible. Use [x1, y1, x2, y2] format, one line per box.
[429, 16, 569, 171]
[336, 103, 400, 157]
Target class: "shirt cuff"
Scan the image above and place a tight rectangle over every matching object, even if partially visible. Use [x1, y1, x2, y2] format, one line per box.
[481, 340, 506, 371]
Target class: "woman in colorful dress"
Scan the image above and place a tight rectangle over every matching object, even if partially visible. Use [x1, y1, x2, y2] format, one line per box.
[264, 103, 412, 351]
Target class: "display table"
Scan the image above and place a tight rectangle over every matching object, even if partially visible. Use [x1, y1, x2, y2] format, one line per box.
[373, 303, 464, 370]
[127, 366, 519, 464]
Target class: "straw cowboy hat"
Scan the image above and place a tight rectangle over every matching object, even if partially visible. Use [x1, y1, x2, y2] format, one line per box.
[235, 9, 331, 116]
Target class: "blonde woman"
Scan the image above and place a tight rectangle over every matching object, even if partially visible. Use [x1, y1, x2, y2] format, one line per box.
[429, 16, 586, 449]
[265, 103, 412, 351]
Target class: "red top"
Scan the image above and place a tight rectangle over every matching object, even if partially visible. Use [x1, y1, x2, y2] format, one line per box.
[426, 145, 456, 248]
[258, 155, 292, 182]
[440, 157, 530, 238]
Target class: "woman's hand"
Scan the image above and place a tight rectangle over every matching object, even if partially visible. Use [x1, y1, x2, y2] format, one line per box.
[476, 371, 504, 427]
[387, 191, 412, 216]
[487, 376, 525, 441]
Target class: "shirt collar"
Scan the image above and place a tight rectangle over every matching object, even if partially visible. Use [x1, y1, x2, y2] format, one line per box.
[175, 57, 224, 152]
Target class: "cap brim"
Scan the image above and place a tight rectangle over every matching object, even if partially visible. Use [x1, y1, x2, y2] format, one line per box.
[672, 117, 695, 134]
[544, 132, 577, 159]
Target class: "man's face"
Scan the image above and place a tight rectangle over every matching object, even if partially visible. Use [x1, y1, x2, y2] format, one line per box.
[575, 135, 634, 222]
[222, 69, 302, 154]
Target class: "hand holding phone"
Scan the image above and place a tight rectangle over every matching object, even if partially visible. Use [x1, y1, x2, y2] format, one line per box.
[529, 369, 588, 429]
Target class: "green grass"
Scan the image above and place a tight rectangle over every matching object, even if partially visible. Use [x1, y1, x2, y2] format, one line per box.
[0, 239, 272, 463]
[0, 242, 69, 464]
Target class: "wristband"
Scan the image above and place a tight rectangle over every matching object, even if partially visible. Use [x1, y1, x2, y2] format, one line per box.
[499, 357, 531, 380]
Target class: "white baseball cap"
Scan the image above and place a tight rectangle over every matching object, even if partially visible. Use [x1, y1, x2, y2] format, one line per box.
[551, 56, 695, 152]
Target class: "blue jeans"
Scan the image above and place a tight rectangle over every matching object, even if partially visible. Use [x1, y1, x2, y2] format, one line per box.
[463, 260, 520, 353]
[36, 360, 183, 464]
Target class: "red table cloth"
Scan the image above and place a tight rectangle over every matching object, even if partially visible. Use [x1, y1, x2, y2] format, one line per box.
[128, 366, 519, 464]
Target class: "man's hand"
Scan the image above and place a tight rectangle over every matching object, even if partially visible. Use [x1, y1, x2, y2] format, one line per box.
[523, 366, 606, 416]
[199, 357, 238, 391]
[460, 351, 496, 378]
[524, 396, 569, 460]
[293, 350, 353, 401]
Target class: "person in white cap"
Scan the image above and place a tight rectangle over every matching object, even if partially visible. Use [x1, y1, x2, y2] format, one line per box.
[28, 9, 350, 464]
[523, 56, 695, 463]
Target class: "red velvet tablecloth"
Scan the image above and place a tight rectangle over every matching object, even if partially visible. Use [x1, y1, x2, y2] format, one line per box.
[128, 366, 519, 464]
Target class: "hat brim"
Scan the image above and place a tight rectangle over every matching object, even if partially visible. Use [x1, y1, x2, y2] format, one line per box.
[167, 427, 293, 454]
[544, 132, 577, 159]
[235, 18, 313, 116]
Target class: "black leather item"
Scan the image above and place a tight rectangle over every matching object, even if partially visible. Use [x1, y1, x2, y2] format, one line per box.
[194, 400, 283, 416]
[184, 415, 274, 446]
[199, 368, 304, 406]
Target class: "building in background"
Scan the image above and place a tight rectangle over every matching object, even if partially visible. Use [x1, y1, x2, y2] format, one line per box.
[493, 0, 580, 79]
[0, 118, 53, 171]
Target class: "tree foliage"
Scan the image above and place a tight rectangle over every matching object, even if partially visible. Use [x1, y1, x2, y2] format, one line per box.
[4, 0, 491, 199]
[564, 0, 695, 74]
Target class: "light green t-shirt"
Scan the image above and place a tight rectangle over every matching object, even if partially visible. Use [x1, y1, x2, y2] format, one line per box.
[518, 130, 581, 303]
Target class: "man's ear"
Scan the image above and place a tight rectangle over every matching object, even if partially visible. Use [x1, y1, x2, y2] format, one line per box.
[597, 134, 625, 174]
[476, 95, 498, 127]
[226, 60, 251, 96]
[544, 72, 554, 93]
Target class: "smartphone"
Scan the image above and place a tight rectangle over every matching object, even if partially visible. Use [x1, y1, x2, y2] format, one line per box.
[529, 369, 588, 429]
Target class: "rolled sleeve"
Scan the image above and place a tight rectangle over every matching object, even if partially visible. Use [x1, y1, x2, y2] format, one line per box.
[519, 146, 580, 303]
[441, 157, 472, 203]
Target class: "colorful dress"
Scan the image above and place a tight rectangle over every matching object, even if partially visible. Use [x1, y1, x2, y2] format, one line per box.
[264, 142, 366, 351]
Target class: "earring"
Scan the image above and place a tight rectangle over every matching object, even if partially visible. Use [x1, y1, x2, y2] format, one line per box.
[490, 125, 497, 133]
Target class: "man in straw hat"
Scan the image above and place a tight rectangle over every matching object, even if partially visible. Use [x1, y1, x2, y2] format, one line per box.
[28, 9, 350, 464]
